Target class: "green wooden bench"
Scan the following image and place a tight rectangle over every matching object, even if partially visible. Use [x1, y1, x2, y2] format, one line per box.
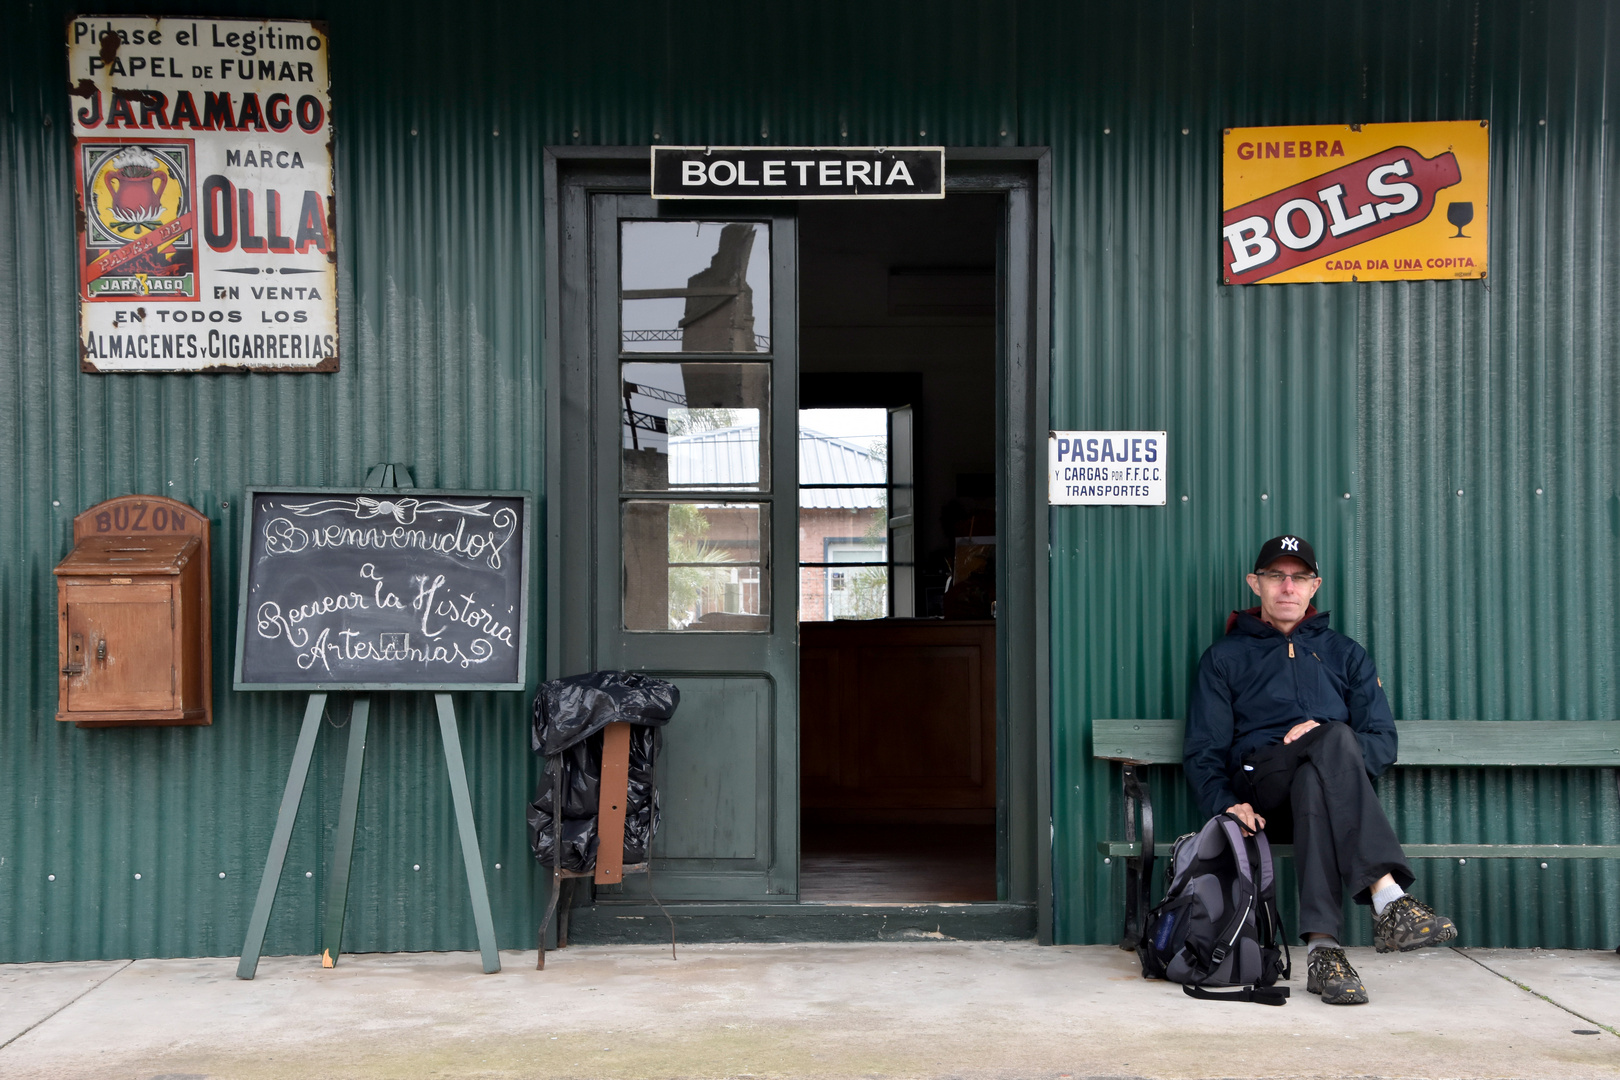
[1094, 718, 1620, 949]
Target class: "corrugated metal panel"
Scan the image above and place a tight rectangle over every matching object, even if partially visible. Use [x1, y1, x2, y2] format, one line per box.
[1, 0, 1615, 960]
[1038, 0, 1620, 948]
[0, 0, 1020, 963]
[0, 0, 551, 962]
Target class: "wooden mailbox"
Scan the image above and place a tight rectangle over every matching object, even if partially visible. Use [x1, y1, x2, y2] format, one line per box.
[54, 495, 212, 727]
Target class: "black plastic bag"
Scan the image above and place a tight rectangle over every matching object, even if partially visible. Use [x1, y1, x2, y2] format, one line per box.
[527, 671, 678, 873]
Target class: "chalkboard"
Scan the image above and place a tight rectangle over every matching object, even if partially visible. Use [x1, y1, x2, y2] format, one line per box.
[234, 488, 531, 691]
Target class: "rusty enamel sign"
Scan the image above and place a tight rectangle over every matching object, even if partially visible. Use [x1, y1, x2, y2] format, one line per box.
[68, 17, 336, 372]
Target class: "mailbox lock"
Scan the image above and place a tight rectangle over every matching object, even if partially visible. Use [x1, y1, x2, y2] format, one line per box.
[62, 631, 85, 675]
[96, 638, 107, 662]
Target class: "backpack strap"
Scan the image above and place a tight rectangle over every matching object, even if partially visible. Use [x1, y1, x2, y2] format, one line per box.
[1252, 830, 1276, 894]
[1183, 983, 1291, 1006]
[1216, 815, 1255, 884]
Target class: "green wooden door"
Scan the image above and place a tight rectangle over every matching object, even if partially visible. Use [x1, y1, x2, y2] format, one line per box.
[572, 194, 799, 901]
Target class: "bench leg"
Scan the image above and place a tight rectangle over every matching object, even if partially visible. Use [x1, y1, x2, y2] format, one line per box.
[1120, 763, 1155, 952]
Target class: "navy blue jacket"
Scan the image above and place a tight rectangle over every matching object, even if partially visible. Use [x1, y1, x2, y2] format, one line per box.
[1183, 607, 1398, 818]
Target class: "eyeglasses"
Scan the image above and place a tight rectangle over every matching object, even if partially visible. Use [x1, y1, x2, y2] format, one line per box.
[1254, 570, 1318, 586]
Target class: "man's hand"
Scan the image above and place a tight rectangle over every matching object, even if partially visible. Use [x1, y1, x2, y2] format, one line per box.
[1224, 803, 1266, 836]
[1283, 719, 1320, 744]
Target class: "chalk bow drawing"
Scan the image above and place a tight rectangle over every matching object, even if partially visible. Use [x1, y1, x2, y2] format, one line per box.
[282, 498, 492, 524]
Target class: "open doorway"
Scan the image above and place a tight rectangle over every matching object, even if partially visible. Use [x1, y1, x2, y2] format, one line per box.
[797, 196, 1001, 902]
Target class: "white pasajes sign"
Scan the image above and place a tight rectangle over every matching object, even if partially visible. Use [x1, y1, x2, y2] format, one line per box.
[1048, 431, 1167, 505]
[68, 17, 336, 372]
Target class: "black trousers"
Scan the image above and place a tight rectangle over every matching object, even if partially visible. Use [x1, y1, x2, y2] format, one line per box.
[1234, 720, 1415, 941]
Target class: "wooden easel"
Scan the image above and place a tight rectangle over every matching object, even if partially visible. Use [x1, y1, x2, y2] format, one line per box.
[236, 464, 501, 979]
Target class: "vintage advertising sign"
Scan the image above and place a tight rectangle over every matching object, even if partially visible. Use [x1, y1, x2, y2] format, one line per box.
[67, 17, 336, 372]
[652, 147, 944, 199]
[1222, 121, 1488, 285]
[1049, 431, 1167, 506]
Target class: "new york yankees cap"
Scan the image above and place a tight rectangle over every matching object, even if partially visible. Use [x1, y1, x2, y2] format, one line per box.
[1254, 534, 1318, 575]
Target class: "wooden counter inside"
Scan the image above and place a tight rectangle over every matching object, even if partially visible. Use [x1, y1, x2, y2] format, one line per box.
[800, 619, 996, 824]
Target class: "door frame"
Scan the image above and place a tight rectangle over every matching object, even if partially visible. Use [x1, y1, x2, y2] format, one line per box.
[542, 146, 1054, 943]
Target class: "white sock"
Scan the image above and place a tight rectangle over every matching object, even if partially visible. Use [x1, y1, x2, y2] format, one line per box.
[1371, 881, 1406, 915]
[1307, 936, 1340, 954]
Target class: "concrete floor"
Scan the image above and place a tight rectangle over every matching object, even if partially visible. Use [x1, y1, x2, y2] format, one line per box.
[1, 943, 1616, 1079]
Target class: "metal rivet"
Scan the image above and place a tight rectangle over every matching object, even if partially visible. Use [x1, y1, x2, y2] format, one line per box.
[1181, 128, 1189, 135]
[53, 500, 60, 507]
[1103, 127, 1111, 134]
[48, 874, 56, 881]
[305, 871, 313, 878]
[1343, 493, 1351, 499]
[410, 128, 418, 137]
[134, 873, 141, 880]
[1457, 489, 1465, 496]
[919, 130, 926, 137]
[1181, 495, 1189, 502]
[1541, 862, 1549, 869]
[1000, 129, 1007, 136]
[221, 501, 229, 510]
[1103, 857, 1111, 865]
[571, 130, 580, 139]
[1459, 858, 1467, 865]
[414, 864, 421, 871]
[1261, 493, 1269, 501]
[1540, 119, 1546, 125]
[495, 863, 502, 870]
[653, 132, 660, 140]
[219, 872, 227, 879]
[492, 129, 499, 137]
[1535, 488, 1543, 495]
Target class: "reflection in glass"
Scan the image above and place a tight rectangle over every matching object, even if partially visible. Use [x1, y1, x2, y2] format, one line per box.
[621, 222, 771, 353]
[622, 363, 768, 491]
[623, 501, 768, 631]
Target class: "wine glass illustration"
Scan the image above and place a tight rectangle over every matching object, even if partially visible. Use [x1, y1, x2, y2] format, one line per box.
[1447, 201, 1474, 238]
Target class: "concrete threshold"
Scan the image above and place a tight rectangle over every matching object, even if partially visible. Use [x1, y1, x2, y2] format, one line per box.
[565, 901, 1038, 944]
[0, 943, 1615, 1080]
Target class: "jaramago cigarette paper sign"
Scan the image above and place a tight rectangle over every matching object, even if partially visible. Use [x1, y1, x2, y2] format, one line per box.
[68, 17, 336, 372]
[1222, 121, 1488, 285]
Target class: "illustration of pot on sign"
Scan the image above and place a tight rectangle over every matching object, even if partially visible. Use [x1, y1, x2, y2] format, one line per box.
[104, 147, 167, 232]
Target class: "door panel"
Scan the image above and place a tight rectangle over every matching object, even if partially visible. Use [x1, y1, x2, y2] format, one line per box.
[63, 584, 176, 712]
[576, 192, 798, 902]
[653, 675, 770, 861]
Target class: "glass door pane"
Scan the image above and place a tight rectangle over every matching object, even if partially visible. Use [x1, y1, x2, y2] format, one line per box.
[621, 221, 771, 353]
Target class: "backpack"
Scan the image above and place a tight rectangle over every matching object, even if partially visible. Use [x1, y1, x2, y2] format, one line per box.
[1137, 813, 1292, 1005]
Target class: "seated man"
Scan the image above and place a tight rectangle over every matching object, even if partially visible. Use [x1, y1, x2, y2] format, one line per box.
[1183, 535, 1457, 1005]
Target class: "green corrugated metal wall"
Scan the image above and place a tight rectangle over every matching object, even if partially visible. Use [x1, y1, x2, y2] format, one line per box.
[1, 0, 1615, 961]
[1034, 0, 1620, 948]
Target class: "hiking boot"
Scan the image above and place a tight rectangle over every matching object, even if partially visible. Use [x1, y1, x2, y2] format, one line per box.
[1306, 947, 1369, 1005]
[1373, 895, 1458, 953]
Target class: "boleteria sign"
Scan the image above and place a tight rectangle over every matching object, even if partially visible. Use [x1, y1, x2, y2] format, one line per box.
[1221, 121, 1488, 285]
